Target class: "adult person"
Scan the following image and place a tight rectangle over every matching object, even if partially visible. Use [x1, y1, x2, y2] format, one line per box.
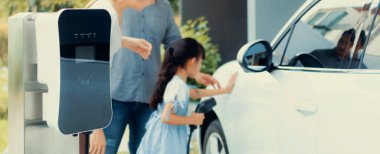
[87, 0, 222, 154]
[310, 28, 367, 69]
[98, 0, 223, 154]
[86, 0, 154, 154]
[87, 0, 153, 61]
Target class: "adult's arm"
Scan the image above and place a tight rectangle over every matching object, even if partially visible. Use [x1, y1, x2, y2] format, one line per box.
[162, 3, 182, 49]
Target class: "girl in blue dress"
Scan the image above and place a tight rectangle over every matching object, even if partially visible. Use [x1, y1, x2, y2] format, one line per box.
[137, 38, 238, 154]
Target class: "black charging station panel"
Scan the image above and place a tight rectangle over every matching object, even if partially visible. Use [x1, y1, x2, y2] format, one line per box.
[58, 10, 112, 134]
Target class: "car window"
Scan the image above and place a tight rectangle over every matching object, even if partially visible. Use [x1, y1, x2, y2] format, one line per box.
[359, 0, 380, 69]
[272, 29, 291, 66]
[278, 0, 373, 69]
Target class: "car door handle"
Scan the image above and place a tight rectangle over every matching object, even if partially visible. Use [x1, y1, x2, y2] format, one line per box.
[296, 103, 318, 115]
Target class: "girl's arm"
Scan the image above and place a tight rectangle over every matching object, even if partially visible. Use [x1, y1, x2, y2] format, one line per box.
[161, 103, 204, 125]
[190, 72, 238, 99]
[190, 88, 228, 99]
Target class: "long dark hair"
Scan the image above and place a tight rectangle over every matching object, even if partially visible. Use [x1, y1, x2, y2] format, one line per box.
[150, 38, 205, 109]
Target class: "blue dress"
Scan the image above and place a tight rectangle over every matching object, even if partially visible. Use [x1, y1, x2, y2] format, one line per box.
[137, 75, 190, 154]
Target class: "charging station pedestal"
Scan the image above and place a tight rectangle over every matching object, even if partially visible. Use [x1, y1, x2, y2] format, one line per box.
[8, 9, 112, 154]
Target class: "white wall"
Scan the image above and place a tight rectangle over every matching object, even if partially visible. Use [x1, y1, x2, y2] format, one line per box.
[248, 0, 306, 42]
[248, 0, 257, 42]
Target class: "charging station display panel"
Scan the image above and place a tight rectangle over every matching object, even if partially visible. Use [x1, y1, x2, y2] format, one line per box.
[75, 46, 96, 62]
[58, 10, 112, 134]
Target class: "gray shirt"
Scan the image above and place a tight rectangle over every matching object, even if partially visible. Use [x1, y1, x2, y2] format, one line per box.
[311, 49, 367, 69]
[111, 0, 181, 103]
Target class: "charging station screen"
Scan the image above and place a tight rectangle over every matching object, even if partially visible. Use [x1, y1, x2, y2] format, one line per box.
[75, 46, 95, 62]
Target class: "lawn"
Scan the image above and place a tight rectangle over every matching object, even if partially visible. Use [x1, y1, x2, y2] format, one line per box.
[0, 119, 7, 154]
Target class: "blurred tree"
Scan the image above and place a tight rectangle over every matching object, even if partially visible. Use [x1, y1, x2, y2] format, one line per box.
[36, 0, 89, 11]
[0, 30, 7, 67]
[0, 0, 89, 17]
[0, 69, 8, 119]
[180, 17, 221, 88]
[0, 0, 90, 67]
[0, 0, 28, 18]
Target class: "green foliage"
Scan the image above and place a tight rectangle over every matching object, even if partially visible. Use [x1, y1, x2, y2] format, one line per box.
[36, 0, 89, 12]
[0, 68, 8, 119]
[36, 1, 76, 12]
[180, 17, 221, 87]
[0, 0, 90, 68]
[0, 119, 7, 153]
[0, 29, 7, 67]
[0, 0, 89, 17]
[0, 0, 28, 18]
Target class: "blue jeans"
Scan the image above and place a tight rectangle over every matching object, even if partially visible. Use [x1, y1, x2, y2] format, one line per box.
[104, 100, 153, 154]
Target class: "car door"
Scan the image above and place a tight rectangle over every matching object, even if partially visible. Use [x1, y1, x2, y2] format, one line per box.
[318, 1, 380, 153]
[270, 0, 374, 153]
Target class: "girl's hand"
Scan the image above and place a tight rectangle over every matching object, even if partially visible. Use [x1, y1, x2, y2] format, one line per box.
[224, 72, 238, 94]
[190, 112, 205, 125]
[89, 129, 106, 154]
[122, 37, 152, 60]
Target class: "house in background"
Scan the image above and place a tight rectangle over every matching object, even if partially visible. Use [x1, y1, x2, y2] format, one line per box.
[182, 0, 306, 63]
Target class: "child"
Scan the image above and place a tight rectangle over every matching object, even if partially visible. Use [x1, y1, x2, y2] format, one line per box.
[137, 38, 238, 154]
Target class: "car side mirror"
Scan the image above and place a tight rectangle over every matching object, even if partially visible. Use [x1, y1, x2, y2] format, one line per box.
[237, 40, 273, 72]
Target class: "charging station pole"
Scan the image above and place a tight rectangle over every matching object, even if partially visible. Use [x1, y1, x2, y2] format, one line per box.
[79, 132, 92, 154]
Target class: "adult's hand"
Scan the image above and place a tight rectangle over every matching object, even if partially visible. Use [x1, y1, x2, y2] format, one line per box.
[122, 37, 152, 60]
[195, 72, 221, 89]
[89, 129, 106, 154]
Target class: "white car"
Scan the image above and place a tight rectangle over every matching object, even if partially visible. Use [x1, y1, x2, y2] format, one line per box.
[199, 0, 380, 154]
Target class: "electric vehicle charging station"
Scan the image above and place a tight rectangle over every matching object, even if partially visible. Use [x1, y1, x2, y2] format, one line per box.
[8, 9, 113, 154]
